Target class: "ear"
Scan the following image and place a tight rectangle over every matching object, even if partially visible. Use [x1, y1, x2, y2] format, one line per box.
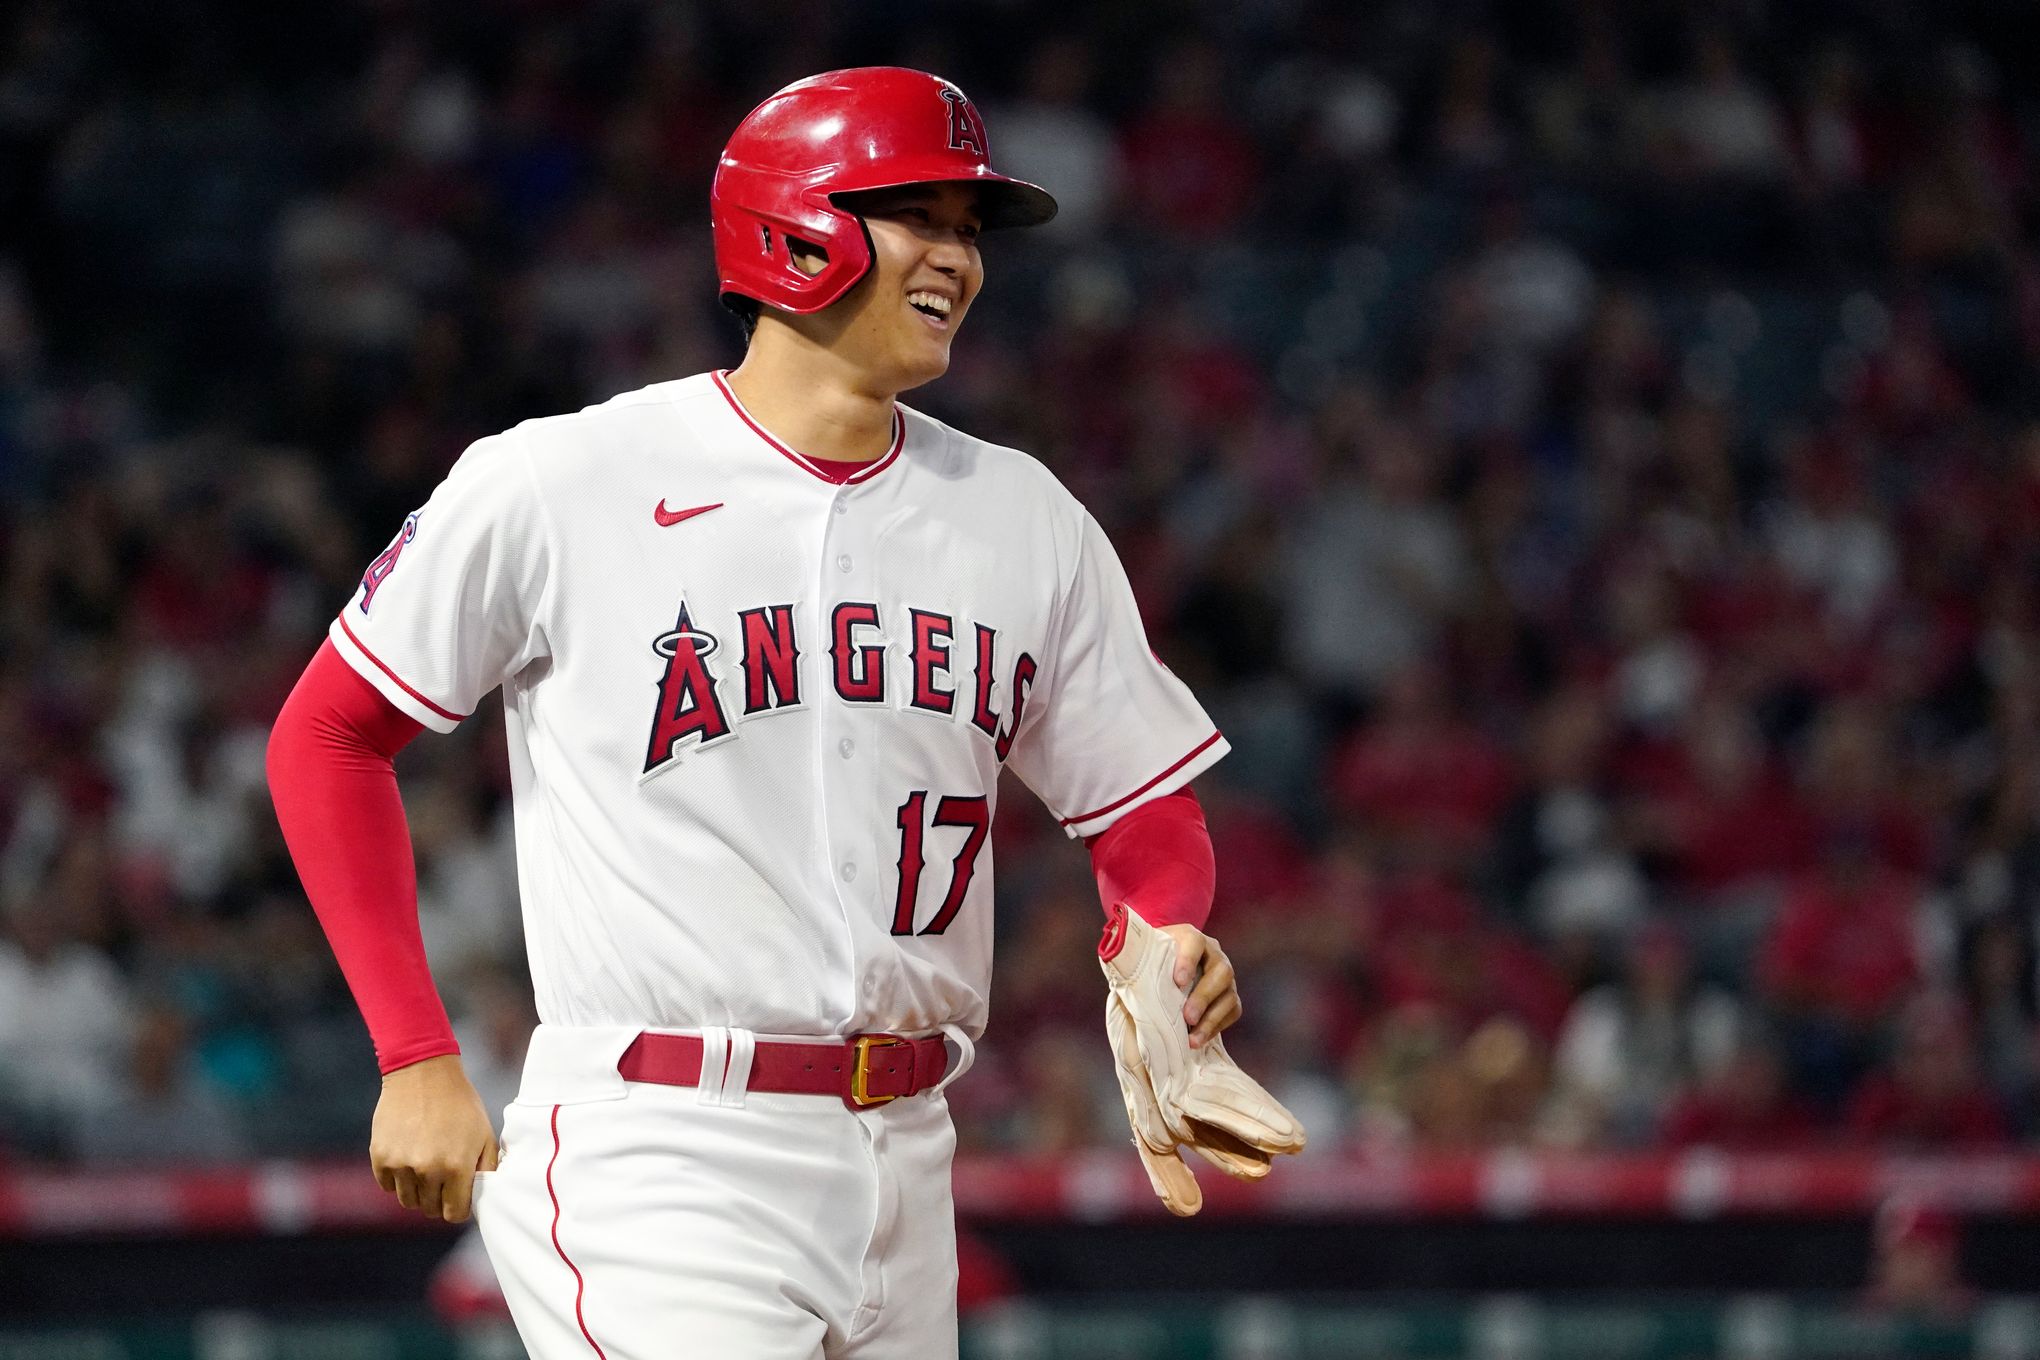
[786, 235, 828, 278]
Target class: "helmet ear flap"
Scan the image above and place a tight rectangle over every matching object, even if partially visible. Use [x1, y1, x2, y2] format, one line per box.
[714, 177, 874, 316]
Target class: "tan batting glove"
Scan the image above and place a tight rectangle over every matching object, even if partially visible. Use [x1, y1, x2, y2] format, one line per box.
[1104, 986, 1205, 1215]
[1099, 903, 1306, 1213]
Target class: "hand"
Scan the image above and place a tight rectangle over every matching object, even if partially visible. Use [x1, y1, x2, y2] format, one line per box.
[369, 1054, 500, 1224]
[1157, 923, 1241, 1050]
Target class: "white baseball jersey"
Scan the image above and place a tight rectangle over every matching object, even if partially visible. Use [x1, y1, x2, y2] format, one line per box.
[331, 371, 1227, 1041]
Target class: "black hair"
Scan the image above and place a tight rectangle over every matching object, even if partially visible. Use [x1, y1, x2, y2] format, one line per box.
[725, 295, 761, 346]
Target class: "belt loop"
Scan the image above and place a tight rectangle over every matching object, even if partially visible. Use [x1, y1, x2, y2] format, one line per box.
[932, 1023, 976, 1095]
[695, 1026, 731, 1106]
[717, 1028, 756, 1108]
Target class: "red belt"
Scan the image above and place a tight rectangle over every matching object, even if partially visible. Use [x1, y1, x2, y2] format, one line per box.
[616, 1031, 948, 1111]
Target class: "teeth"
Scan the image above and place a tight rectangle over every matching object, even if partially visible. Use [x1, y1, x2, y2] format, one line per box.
[907, 291, 953, 316]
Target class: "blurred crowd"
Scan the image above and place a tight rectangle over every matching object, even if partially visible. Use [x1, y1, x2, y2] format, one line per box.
[3, 0, 2040, 1166]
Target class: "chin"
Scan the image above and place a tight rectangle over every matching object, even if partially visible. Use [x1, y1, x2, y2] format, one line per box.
[894, 348, 952, 391]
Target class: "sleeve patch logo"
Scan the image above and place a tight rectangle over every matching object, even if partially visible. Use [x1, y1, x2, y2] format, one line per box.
[357, 510, 422, 613]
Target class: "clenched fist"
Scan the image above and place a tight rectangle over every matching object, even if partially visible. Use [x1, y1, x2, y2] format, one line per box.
[370, 1054, 501, 1223]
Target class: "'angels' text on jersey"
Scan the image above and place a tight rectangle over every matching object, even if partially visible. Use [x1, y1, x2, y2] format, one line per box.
[637, 597, 1036, 776]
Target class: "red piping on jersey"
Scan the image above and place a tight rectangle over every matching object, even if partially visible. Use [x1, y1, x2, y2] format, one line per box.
[336, 614, 467, 724]
[547, 1105, 611, 1360]
[1059, 732, 1225, 828]
[711, 370, 905, 485]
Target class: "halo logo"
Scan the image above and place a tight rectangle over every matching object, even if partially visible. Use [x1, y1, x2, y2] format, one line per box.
[358, 511, 422, 613]
[652, 616, 721, 661]
[940, 87, 986, 157]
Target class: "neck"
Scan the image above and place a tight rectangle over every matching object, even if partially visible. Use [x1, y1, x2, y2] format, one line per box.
[725, 328, 900, 463]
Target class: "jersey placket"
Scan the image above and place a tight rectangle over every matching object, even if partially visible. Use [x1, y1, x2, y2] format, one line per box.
[816, 480, 884, 1020]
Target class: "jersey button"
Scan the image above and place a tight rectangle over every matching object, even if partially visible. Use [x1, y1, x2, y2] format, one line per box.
[838, 737, 855, 758]
[840, 861, 858, 882]
[836, 553, 853, 572]
[833, 500, 849, 515]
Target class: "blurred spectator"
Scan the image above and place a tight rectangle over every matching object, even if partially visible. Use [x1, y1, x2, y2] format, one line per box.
[1401, 1017, 1548, 1149]
[1796, 703, 1933, 876]
[1861, 1200, 1978, 1318]
[1842, 994, 2012, 1149]
[1328, 660, 1513, 862]
[69, 1001, 248, 1165]
[1958, 915, 2039, 1132]
[1527, 27, 1639, 172]
[1605, 567, 1703, 737]
[1427, 33, 1512, 173]
[1116, 40, 1259, 241]
[1760, 832, 1925, 1106]
[1011, 1029, 1115, 1154]
[1659, 1026, 1822, 1150]
[1470, 194, 1596, 360]
[988, 40, 1113, 239]
[1793, 46, 1874, 197]
[1493, 683, 1643, 962]
[452, 963, 539, 1129]
[411, 778, 521, 978]
[1374, 872, 1572, 1042]
[1652, 33, 1791, 182]
[1543, 921, 1741, 1146]
[1764, 439, 1898, 632]
[0, 898, 131, 1147]
[1648, 696, 1818, 904]
[1284, 420, 1473, 704]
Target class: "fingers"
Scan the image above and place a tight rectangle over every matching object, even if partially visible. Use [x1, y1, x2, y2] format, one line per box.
[442, 1167, 475, 1224]
[440, 1135, 503, 1225]
[417, 1168, 449, 1221]
[1172, 933, 1203, 989]
[387, 1165, 422, 1212]
[1183, 945, 1239, 1046]
[1189, 988, 1242, 1048]
[374, 1155, 491, 1222]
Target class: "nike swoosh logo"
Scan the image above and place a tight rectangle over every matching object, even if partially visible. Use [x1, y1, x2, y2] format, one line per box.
[654, 500, 723, 527]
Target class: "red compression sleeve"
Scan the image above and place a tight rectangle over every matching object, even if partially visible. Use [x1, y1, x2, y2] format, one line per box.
[1085, 787, 1216, 930]
[266, 639, 457, 1073]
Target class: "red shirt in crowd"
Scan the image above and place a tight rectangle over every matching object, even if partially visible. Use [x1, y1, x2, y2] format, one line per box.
[1843, 1073, 2012, 1150]
[1659, 1088, 1823, 1150]
[1759, 868, 1920, 1026]
[1331, 718, 1513, 857]
[1672, 768, 1822, 893]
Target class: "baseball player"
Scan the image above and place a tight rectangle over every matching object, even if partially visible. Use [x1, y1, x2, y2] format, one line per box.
[268, 68, 1300, 1359]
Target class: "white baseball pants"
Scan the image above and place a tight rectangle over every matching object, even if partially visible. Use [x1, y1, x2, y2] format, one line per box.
[473, 1024, 967, 1360]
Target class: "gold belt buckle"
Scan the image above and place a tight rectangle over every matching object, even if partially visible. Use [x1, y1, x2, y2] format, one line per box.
[850, 1034, 907, 1108]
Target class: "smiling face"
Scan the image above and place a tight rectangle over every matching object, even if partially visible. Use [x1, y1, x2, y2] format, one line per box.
[779, 182, 985, 393]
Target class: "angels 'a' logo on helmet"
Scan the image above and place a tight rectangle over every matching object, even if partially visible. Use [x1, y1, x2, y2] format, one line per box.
[939, 87, 986, 158]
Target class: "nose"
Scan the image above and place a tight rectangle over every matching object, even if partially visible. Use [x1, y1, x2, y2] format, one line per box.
[926, 235, 973, 276]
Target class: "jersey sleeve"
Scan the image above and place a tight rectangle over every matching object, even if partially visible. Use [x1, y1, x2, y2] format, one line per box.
[328, 431, 552, 732]
[1007, 510, 1228, 838]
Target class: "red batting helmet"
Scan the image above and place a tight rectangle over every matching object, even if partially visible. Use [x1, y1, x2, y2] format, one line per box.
[712, 67, 1058, 316]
